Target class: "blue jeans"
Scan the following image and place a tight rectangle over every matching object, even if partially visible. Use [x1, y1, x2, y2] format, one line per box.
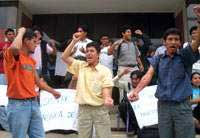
[7, 99, 45, 138]
[0, 74, 7, 85]
[158, 99, 195, 138]
[0, 106, 9, 131]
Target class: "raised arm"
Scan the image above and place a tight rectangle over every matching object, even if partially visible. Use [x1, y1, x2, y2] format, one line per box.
[128, 65, 155, 101]
[9, 27, 26, 56]
[61, 33, 81, 65]
[191, 5, 200, 52]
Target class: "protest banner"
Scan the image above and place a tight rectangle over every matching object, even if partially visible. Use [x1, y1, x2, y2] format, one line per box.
[0, 85, 8, 106]
[40, 89, 78, 131]
[130, 85, 158, 129]
[0, 86, 79, 132]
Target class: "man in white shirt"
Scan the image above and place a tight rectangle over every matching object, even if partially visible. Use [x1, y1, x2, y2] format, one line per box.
[31, 27, 55, 77]
[73, 25, 92, 60]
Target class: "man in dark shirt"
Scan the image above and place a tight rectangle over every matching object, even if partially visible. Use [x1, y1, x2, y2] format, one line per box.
[128, 5, 200, 138]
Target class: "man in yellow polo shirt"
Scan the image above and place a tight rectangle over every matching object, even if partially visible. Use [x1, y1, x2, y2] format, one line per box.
[61, 32, 114, 138]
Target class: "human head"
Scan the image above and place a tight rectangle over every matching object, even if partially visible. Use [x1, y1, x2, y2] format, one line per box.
[86, 42, 101, 65]
[130, 70, 144, 88]
[77, 25, 88, 40]
[22, 28, 37, 54]
[191, 72, 200, 88]
[120, 25, 132, 41]
[32, 26, 43, 44]
[189, 26, 198, 41]
[100, 35, 110, 47]
[162, 28, 181, 56]
[5, 28, 15, 42]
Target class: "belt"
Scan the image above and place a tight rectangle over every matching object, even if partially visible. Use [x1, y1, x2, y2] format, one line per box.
[123, 64, 137, 68]
[9, 97, 38, 101]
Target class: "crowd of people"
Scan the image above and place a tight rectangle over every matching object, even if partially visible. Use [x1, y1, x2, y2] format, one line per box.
[0, 4, 199, 138]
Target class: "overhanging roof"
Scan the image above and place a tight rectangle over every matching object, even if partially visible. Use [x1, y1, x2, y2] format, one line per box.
[19, 0, 184, 14]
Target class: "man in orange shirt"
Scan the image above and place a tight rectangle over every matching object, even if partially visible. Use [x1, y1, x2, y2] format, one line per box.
[4, 27, 61, 138]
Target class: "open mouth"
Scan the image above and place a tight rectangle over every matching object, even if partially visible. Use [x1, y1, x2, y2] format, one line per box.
[169, 46, 176, 49]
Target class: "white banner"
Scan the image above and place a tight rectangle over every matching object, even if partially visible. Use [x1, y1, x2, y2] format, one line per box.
[55, 52, 68, 76]
[40, 89, 78, 132]
[130, 85, 158, 129]
[0, 86, 79, 132]
[0, 85, 8, 106]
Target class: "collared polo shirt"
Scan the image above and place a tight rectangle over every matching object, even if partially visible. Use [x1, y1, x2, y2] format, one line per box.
[68, 59, 114, 106]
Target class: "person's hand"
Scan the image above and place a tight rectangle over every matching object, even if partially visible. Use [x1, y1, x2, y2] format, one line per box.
[72, 32, 81, 43]
[134, 29, 143, 35]
[18, 27, 26, 35]
[121, 67, 131, 76]
[52, 91, 61, 99]
[128, 91, 139, 102]
[104, 97, 113, 107]
[193, 5, 200, 18]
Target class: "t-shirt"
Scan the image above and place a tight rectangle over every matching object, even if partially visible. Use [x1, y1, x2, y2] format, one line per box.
[99, 46, 113, 73]
[4, 48, 37, 99]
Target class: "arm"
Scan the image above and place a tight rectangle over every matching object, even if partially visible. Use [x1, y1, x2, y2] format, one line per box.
[102, 87, 113, 107]
[191, 5, 200, 52]
[61, 33, 80, 65]
[9, 27, 26, 56]
[137, 56, 144, 72]
[34, 70, 61, 98]
[128, 65, 155, 101]
[191, 98, 200, 104]
[112, 67, 131, 82]
[68, 75, 78, 89]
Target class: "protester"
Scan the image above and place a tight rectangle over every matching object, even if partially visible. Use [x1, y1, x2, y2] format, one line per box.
[99, 35, 114, 75]
[128, 5, 200, 138]
[0, 28, 15, 85]
[61, 31, 114, 138]
[112, 25, 143, 101]
[4, 27, 61, 138]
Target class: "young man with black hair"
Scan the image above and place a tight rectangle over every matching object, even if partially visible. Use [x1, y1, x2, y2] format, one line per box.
[31, 26, 56, 78]
[128, 5, 200, 138]
[4, 27, 61, 138]
[61, 32, 113, 138]
[73, 25, 92, 60]
[112, 25, 144, 102]
[117, 70, 143, 135]
[0, 28, 15, 85]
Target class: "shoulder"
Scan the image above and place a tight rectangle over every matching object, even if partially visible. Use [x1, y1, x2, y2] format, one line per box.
[97, 64, 111, 72]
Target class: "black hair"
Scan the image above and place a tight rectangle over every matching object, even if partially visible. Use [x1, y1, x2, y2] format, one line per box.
[77, 25, 89, 33]
[130, 70, 144, 79]
[189, 26, 198, 35]
[86, 42, 101, 54]
[5, 28, 14, 35]
[191, 72, 200, 80]
[120, 25, 132, 34]
[22, 28, 36, 41]
[32, 25, 43, 37]
[162, 28, 181, 41]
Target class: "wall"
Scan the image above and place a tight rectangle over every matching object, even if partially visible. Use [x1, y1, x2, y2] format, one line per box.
[0, 6, 18, 28]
